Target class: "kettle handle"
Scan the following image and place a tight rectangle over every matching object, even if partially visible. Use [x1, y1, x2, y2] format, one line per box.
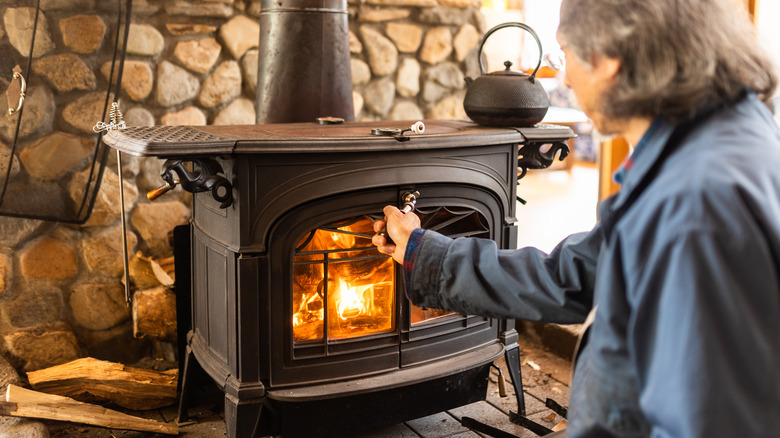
[477, 22, 543, 80]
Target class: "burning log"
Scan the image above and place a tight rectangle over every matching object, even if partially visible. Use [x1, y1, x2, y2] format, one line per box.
[26, 357, 177, 410]
[1, 384, 178, 435]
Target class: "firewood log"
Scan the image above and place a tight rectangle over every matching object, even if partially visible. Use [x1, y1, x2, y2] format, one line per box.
[151, 256, 175, 286]
[132, 286, 177, 342]
[26, 357, 177, 410]
[1, 384, 177, 435]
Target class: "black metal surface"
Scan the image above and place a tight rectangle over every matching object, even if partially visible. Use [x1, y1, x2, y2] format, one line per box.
[169, 128, 525, 438]
[173, 225, 192, 393]
[157, 158, 233, 208]
[102, 119, 542, 156]
[258, 364, 492, 437]
[100, 118, 573, 438]
[517, 141, 570, 179]
[463, 22, 550, 127]
[255, 0, 354, 123]
[504, 346, 526, 417]
[510, 413, 555, 436]
[545, 398, 568, 419]
[0, 0, 131, 223]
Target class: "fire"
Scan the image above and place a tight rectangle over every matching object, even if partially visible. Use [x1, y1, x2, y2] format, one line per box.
[336, 279, 365, 320]
[292, 216, 395, 342]
[293, 292, 323, 325]
[330, 229, 355, 248]
[293, 272, 393, 341]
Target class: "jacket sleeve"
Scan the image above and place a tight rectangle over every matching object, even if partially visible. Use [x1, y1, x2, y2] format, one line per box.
[404, 224, 602, 324]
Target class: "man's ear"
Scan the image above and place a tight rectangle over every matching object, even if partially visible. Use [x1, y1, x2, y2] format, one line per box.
[591, 54, 621, 81]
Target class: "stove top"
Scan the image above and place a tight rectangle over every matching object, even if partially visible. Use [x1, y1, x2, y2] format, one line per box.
[102, 120, 574, 157]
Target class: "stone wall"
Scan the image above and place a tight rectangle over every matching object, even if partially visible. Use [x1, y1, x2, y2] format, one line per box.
[0, 0, 489, 378]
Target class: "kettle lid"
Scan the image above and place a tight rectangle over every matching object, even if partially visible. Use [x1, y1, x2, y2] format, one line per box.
[485, 60, 531, 77]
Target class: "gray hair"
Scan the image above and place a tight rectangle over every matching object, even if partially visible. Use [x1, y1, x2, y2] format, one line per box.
[558, 0, 778, 121]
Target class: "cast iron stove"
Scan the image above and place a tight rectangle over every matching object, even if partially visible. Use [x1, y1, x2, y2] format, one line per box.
[102, 119, 571, 437]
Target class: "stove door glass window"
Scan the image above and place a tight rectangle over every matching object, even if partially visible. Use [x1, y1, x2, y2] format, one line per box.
[408, 206, 490, 326]
[293, 216, 395, 342]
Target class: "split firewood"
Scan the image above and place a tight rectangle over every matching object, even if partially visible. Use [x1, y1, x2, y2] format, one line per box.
[26, 357, 177, 410]
[129, 253, 176, 289]
[128, 252, 161, 290]
[133, 286, 177, 342]
[151, 256, 176, 286]
[1, 384, 177, 435]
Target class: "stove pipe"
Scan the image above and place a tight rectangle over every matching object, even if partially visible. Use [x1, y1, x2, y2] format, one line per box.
[256, 0, 355, 124]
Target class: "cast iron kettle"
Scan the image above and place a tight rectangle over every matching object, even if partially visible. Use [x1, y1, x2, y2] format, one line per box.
[463, 22, 550, 127]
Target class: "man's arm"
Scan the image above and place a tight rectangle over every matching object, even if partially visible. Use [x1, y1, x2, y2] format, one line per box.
[373, 205, 600, 323]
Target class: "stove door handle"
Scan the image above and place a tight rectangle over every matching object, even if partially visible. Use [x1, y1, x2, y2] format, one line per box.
[378, 191, 420, 244]
[399, 190, 420, 213]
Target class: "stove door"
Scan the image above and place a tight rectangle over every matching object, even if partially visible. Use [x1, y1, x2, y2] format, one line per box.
[0, 0, 130, 222]
[268, 184, 505, 387]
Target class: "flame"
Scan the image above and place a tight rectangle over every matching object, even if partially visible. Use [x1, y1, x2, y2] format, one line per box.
[330, 227, 355, 248]
[336, 279, 366, 320]
[293, 292, 323, 327]
[292, 216, 395, 342]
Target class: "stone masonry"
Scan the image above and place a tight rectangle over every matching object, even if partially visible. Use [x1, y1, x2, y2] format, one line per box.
[0, 0, 495, 384]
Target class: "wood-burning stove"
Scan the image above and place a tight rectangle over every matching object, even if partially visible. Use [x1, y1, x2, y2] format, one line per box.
[102, 119, 572, 437]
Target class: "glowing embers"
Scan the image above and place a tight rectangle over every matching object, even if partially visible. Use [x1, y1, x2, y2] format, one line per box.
[410, 306, 453, 325]
[293, 216, 395, 342]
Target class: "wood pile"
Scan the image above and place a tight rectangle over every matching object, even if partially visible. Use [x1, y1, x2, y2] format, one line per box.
[128, 253, 178, 342]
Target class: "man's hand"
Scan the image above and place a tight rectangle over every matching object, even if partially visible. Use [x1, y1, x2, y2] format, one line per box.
[372, 205, 421, 264]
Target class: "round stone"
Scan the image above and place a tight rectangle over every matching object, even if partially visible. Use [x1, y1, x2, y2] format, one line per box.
[420, 27, 453, 64]
[174, 37, 222, 74]
[59, 14, 106, 54]
[199, 60, 242, 108]
[156, 61, 200, 107]
[213, 98, 256, 125]
[32, 54, 97, 92]
[19, 237, 78, 281]
[126, 23, 164, 56]
[360, 26, 398, 77]
[70, 281, 130, 331]
[161, 106, 207, 126]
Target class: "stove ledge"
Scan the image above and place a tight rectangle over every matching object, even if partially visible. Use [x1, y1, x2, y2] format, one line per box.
[267, 341, 505, 402]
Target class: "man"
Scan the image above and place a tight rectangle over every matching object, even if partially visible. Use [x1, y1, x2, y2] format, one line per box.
[372, 0, 780, 436]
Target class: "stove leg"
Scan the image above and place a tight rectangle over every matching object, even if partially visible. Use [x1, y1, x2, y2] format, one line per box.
[177, 346, 197, 423]
[504, 345, 526, 417]
[224, 393, 264, 438]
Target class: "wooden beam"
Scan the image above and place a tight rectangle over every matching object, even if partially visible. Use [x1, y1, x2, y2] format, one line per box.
[597, 136, 630, 202]
[3, 384, 178, 435]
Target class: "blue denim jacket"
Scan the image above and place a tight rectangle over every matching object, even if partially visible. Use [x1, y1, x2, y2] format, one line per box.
[404, 92, 780, 437]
